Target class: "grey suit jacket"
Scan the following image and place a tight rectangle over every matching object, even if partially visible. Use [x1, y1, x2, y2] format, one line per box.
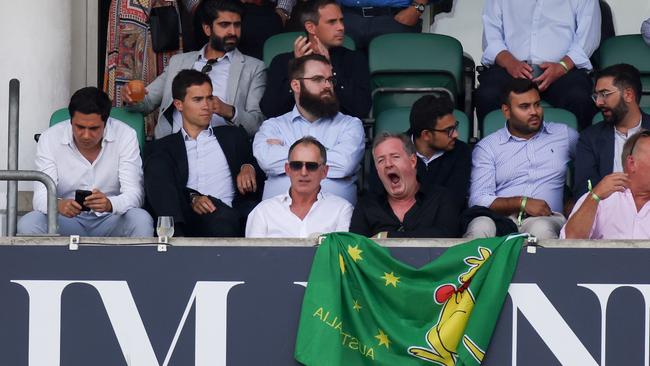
[130, 48, 266, 138]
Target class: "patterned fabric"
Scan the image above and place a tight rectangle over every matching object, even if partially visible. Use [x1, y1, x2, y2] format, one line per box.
[103, 0, 196, 137]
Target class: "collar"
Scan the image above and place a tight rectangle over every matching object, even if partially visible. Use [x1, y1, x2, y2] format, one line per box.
[280, 188, 325, 206]
[411, 135, 444, 164]
[289, 105, 337, 124]
[181, 126, 214, 141]
[498, 121, 552, 145]
[614, 119, 643, 137]
[197, 44, 232, 63]
[61, 117, 115, 146]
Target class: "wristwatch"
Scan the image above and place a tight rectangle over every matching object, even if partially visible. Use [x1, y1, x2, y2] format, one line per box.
[412, 2, 425, 13]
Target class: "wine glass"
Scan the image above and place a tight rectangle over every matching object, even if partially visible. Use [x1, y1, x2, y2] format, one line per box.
[156, 216, 174, 239]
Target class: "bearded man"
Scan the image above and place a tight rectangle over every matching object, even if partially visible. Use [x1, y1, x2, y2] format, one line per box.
[253, 54, 365, 204]
[123, 0, 266, 139]
[574, 63, 650, 197]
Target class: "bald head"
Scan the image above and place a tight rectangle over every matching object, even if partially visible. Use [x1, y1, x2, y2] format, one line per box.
[623, 130, 650, 174]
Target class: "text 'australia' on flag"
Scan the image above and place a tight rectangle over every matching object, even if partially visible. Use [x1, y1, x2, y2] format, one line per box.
[294, 232, 524, 366]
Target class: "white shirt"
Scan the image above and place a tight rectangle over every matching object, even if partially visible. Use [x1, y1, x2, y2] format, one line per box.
[613, 121, 642, 173]
[172, 48, 234, 133]
[481, 0, 601, 70]
[182, 127, 235, 207]
[412, 135, 444, 165]
[245, 191, 353, 238]
[33, 118, 143, 215]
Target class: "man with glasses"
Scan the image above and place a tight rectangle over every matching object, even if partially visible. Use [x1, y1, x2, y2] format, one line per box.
[574, 64, 650, 198]
[122, 0, 266, 139]
[465, 78, 578, 239]
[367, 94, 471, 208]
[562, 130, 650, 239]
[246, 136, 353, 237]
[253, 54, 365, 204]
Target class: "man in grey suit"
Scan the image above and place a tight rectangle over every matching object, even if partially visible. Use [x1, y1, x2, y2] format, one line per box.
[123, 0, 266, 138]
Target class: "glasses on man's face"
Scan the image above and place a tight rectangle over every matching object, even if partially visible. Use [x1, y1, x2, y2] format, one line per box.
[296, 75, 337, 86]
[591, 89, 619, 103]
[288, 161, 322, 172]
[201, 58, 219, 74]
[430, 121, 460, 138]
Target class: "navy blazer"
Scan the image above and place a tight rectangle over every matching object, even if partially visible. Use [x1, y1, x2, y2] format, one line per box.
[573, 112, 650, 197]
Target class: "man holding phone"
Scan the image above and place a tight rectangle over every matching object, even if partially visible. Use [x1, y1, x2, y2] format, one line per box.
[18, 87, 153, 236]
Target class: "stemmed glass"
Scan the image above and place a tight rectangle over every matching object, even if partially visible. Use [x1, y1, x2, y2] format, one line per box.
[156, 216, 174, 243]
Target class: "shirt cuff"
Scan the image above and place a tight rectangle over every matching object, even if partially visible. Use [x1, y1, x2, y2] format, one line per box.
[566, 49, 592, 70]
[481, 43, 508, 66]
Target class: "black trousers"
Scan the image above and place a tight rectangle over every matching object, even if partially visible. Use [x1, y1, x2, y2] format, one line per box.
[474, 66, 598, 131]
[239, 2, 284, 60]
[341, 7, 421, 53]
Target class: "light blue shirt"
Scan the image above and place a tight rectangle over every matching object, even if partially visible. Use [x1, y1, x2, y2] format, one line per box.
[481, 0, 601, 70]
[253, 107, 365, 204]
[642, 18, 650, 45]
[337, 0, 411, 9]
[469, 122, 579, 213]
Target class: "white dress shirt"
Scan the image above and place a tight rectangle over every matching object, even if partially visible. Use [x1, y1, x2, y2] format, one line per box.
[613, 121, 642, 173]
[33, 118, 144, 215]
[172, 48, 234, 133]
[245, 191, 353, 238]
[182, 127, 235, 207]
[253, 107, 365, 204]
[481, 0, 601, 70]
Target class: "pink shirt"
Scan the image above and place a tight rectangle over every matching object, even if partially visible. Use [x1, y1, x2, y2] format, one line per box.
[561, 189, 650, 239]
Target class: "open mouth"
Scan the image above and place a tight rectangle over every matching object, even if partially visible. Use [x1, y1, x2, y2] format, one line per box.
[388, 173, 400, 185]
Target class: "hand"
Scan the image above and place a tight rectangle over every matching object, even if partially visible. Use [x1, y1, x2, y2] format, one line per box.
[121, 83, 148, 105]
[393, 7, 421, 27]
[275, 8, 289, 26]
[524, 198, 552, 217]
[84, 189, 113, 213]
[533, 62, 566, 92]
[237, 164, 258, 194]
[592, 173, 630, 200]
[293, 36, 314, 58]
[210, 96, 235, 120]
[503, 58, 533, 79]
[58, 199, 82, 218]
[266, 138, 283, 145]
[310, 35, 330, 60]
[192, 195, 217, 215]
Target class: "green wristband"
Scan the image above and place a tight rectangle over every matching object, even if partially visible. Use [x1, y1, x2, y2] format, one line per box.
[587, 179, 601, 203]
[517, 196, 528, 226]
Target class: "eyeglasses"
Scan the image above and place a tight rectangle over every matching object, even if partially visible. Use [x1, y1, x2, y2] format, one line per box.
[288, 161, 322, 172]
[296, 76, 337, 86]
[591, 89, 619, 103]
[201, 58, 219, 74]
[430, 121, 459, 138]
[629, 130, 650, 156]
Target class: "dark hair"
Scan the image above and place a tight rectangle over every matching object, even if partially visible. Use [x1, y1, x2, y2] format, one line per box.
[409, 94, 455, 137]
[500, 78, 540, 106]
[288, 54, 331, 80]
[372, 132, 416, 156]
[288, 136, 328, 164]
[172, 69, 212, 101]
[595, 63, 642, 104]
[300, 0, 339, 26]
[197, 0, 243, 26]
[68, 87, 112, 123]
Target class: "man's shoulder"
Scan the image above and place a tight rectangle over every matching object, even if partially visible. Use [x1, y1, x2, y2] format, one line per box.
[579, 120, 610, 140]
[213, 125, 248, 139]
[321, 192, 353, 210]
[237, 50, 265, 70]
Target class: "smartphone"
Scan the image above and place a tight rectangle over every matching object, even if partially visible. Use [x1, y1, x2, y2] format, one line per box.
[74, 189, 92, 211]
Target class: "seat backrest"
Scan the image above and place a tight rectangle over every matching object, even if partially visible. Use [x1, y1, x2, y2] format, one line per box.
[49, 107, 145, 151]
[598, 35, 650, 73]
[374, 107, 470, 143]
[368, 33, 463, 96]
[483, 108, 577, 138]
[262, 32, 356, 67]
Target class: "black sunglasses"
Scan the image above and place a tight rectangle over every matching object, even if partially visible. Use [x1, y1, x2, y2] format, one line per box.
[288, 161, 322, 172]
[201, 58, 219, 74]
[430, 120, 460, 138]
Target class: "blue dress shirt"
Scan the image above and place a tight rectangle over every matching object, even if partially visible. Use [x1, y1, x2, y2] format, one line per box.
[481, 0, 601, 70]
[469, 122, 578, 213]
[253, 107, 365, 204]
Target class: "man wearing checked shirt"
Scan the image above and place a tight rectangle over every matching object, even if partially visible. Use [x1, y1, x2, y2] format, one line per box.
[465, 78, 578, 239]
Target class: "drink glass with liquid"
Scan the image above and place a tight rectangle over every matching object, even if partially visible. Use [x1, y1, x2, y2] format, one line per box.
[157, 216, 174, 238]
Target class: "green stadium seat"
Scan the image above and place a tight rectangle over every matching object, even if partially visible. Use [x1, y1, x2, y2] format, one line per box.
[373, 107, 470, 143]
[262, 32, 356, 67]
[49, 107, 145, 152]
[598, 34, 650, 107]
[482, 108, 578, 138]
[368, 33, 463, 119]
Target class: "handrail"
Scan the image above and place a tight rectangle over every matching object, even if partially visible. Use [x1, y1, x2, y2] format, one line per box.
[0, 171, 58, 235]
[6, 79, 19, 235]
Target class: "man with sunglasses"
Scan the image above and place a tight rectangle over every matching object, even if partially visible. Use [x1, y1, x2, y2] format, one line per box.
[562, 130, 650, 239]
[253, 54, 365, 204]
[367, 94, 471, 208]
[465, 78, 578, 239]
[123, 0, 266, 139]
[246, 136, 353, 237]
[144, 70, 263, 237]
[574, 64, 650, 198]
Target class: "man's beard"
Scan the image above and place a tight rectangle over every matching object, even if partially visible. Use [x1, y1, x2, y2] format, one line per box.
[298, 86, 339, 119]
[601, 98, 628, 125]
[210, 34, 239, 53]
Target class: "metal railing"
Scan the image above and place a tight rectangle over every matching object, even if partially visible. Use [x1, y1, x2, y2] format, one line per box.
[4, 79, 58, 235]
